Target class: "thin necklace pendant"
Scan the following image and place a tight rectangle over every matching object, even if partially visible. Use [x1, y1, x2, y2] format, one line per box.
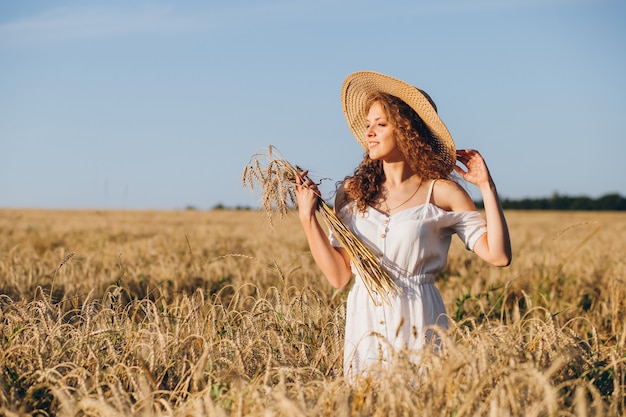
[384, 179, 423, 215]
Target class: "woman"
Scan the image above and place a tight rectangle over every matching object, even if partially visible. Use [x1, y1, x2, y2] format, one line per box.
[295, 71, 512, 379]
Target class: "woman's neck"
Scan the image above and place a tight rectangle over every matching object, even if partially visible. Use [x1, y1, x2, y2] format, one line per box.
[382, 161, 417, 186]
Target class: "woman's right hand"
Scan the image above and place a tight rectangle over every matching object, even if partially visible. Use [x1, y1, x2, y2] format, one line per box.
[294, 169, 353, 288]
[294, 170, 320, 221]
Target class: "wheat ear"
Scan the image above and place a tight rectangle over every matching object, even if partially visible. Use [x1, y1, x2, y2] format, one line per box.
[242, 145, 401, 304]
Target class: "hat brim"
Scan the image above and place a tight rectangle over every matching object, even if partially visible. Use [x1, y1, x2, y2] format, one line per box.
[341, 71, 456, 173]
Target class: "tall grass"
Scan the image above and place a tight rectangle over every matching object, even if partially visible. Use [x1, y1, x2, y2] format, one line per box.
[0, 209, 624, 416]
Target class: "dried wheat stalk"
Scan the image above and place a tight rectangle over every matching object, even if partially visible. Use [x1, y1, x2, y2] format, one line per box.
[242, 145, 402, 303]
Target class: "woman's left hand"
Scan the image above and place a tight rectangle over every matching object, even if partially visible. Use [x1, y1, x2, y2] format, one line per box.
[453, 149, 492, 189]
[455, 149, 512, 267]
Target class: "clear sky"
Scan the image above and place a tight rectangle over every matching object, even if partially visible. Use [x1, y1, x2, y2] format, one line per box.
[1, 0, 625, 210]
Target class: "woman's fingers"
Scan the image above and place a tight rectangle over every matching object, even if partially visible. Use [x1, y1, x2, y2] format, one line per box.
[455, 149, 492, 187]
[296, 170, 317, 189]
[295, 169, 307, 185]
[294, 170, 321, 199]
[456, 149, 477, 161]
[456, 149, 485, 168]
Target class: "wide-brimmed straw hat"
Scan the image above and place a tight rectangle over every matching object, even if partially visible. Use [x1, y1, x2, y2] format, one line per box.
[341, 71, 456, 173]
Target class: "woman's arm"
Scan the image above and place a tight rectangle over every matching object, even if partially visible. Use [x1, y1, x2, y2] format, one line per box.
[294, 171, 353, 288]
[451, 149, 512, 267]
[471, 180, 512, 267]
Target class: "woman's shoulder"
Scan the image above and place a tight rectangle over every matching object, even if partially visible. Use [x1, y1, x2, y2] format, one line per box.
[334, 179, 354, 212]
[431, 178, 477, 212]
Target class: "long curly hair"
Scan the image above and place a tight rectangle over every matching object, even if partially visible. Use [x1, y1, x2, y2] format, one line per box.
[344, 91, 451, 213]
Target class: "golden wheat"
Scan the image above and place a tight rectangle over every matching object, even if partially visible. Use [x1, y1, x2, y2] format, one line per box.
[242, 145, 402, 303]
[0, 209, 625, 416]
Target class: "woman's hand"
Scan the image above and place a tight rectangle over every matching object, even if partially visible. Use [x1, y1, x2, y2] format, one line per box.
[294, 169, 353, 288]
[453, 149, 492, 190]
[294, 169, 321, 221]
[454, 149, 512, 267]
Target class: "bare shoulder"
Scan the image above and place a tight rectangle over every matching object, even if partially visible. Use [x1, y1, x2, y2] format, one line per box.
[431, 179, 477, 212]
[334, 179, 353, 212]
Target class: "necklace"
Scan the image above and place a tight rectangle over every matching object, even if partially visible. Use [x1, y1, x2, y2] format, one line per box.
[383, 179, 423, 215]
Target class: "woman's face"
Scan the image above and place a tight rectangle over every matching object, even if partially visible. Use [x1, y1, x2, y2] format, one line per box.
[365, 102, 403, 162]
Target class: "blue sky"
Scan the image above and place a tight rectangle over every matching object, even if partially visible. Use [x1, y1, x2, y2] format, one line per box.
[1, 0, 625, 210]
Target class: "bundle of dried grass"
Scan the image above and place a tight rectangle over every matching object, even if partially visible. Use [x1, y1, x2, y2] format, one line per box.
[242, 145, 402, 304]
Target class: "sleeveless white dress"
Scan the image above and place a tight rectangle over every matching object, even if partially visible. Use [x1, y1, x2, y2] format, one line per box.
[329, 180, 487, 380]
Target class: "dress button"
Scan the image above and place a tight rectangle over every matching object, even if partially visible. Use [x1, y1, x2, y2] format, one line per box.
[380, 234, 385, 238]
[379, 320, 385, 325]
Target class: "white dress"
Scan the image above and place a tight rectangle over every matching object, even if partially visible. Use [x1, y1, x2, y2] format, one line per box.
[329, 180, 487, 380]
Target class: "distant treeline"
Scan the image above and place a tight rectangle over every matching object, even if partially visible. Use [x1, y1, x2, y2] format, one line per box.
[207, 193, 626, 212]
[475, 193, 626, 211]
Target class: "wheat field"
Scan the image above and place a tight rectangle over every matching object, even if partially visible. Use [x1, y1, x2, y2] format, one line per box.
[0, 208, 624, 416]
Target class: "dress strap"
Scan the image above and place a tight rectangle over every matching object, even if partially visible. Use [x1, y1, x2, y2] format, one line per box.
[426, 179, 437, 204]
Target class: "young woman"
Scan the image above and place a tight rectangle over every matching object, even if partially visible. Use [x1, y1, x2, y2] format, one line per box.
[295, 71, 512, 380]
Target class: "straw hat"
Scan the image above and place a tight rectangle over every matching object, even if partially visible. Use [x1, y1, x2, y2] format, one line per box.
[341, 71, 456, 173]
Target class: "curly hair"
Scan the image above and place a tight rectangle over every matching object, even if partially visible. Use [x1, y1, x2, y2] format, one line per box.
[344, 91, 451, 213]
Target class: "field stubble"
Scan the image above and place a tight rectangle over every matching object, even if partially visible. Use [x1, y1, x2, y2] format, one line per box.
[0, 208, 624, 416]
